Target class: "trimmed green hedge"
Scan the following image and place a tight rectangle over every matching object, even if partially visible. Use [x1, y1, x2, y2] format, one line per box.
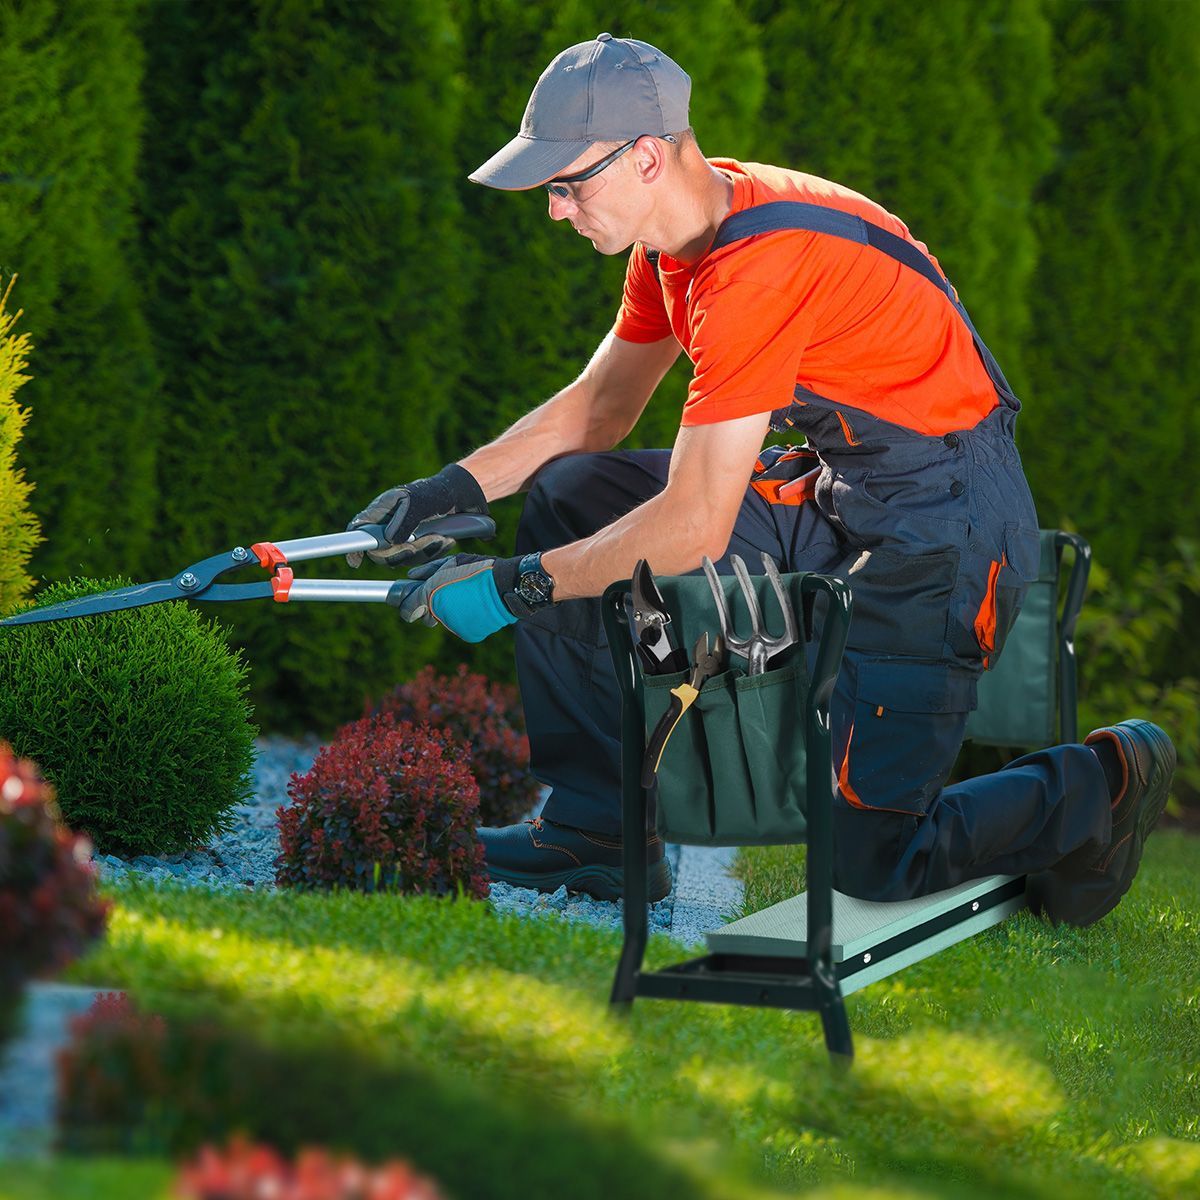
[137, 0, 466, 730]
[1021, 0, 1200, 580]
[0, 0, 159, 584]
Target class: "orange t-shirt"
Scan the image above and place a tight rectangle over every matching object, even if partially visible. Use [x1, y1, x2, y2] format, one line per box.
[613, 160, 998, 435]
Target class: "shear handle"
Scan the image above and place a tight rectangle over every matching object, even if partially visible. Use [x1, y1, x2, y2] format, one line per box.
[272, 514, 496, 563]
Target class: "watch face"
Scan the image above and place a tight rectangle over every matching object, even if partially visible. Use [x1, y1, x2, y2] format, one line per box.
[519, 570, 554, 605]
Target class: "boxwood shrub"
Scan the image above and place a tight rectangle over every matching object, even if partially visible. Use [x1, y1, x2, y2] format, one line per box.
[0, 577, 257, 856]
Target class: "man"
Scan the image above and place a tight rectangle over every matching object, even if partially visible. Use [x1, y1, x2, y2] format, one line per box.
[348, 34, 1175, 926]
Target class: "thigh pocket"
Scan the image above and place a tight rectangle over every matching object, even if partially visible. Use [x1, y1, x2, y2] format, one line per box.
[845, 546, 960, 658]
[641, 663, 806, 845]
[974, 524, 1039, 667]
[839, 659, 975, 817]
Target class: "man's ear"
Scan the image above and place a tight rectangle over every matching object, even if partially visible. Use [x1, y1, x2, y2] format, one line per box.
[633, 136, 669, 185]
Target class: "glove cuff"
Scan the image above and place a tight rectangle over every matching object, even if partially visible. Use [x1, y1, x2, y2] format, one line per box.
[490, 555, 532, 618]
[436, 462, 489, 514]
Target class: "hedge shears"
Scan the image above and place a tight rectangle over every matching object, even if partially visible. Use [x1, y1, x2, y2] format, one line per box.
[0, 515, 495, 628]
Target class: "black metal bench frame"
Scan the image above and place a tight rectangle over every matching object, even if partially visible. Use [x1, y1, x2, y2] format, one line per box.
[600, 573, 856, 1062]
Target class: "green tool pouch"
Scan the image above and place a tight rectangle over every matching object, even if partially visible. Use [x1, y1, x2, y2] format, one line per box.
[638, 572, 814, 846]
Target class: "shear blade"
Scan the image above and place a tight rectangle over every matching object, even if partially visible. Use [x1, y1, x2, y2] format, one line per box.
[0, 580, 182, 627]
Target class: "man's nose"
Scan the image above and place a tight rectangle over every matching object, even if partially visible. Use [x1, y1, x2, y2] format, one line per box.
[547, 191, 577, 221]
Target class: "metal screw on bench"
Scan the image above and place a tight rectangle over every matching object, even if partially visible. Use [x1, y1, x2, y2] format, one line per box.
[232, 546, 249, 563]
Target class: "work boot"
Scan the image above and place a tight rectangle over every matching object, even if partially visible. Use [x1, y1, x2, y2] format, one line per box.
[478, 816, 672, 902]
[1028, 719, 1176, 927]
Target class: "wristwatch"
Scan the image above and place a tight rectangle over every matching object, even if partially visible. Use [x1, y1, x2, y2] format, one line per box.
[515, 552, 556, 608]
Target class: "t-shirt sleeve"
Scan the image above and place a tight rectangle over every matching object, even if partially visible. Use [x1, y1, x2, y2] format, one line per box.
[613, 243, 673, 343]
[681, 278, 815, 426]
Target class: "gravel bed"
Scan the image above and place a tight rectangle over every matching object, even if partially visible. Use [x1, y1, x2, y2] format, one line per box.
[90, 736, 739, 945]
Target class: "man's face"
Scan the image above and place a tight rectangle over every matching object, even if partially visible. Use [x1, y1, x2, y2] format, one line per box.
[544, 140, 648, 255]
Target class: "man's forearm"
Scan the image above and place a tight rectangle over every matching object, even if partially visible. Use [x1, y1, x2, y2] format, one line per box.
[542, 490, 724, 601]
[458, 382, 622, 503]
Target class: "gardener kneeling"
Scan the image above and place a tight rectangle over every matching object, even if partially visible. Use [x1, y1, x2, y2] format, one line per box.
[347, 35, 1175, 928]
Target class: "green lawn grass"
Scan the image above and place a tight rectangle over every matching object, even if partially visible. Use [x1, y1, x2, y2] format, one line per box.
[2, 833, 1197, 1199]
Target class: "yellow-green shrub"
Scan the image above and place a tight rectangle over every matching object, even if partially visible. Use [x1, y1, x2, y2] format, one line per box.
[0, 276, 40, 615]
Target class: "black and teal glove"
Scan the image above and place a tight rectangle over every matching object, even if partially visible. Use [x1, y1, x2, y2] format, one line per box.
[346, 463, 489, 569]
[398, 554, 538, 643]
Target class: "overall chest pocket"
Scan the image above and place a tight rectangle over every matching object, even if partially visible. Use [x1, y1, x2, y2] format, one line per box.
[840, 658, 976, 817]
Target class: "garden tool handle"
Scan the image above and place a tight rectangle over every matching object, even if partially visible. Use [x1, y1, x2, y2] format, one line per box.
[271, 514, 497, 563]
[639, 634, 724, 788]
[640, 682, 701, 789]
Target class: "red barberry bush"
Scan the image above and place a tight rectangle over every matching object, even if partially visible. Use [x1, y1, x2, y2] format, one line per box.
[175, 1136, 447, 1200]
[0, 744, 109, 1045]
[57, 992, 242, 1156]
[371, 664, 540, 827]
[55, 992, 170, 1151]
[276, 714, 488, 898]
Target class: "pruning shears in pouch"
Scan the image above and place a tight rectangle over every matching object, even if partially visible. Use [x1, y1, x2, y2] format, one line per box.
[0, 515, 496, 628]
[640, 632, 725, 788]
[630, 558, 689, 676]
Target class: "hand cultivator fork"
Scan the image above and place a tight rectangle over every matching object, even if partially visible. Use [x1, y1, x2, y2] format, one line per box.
[701, 552, 798, 675]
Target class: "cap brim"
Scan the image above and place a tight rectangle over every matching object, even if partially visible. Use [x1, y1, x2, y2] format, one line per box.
[468, 133, 594, 191]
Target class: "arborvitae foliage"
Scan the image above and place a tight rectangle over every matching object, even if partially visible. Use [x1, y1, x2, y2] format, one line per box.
[137, 0, 468, 732]
[0, 278, 40, 614]
[735, 0, 1054, 400]
[0, 0, 160, 582]
[0, 579, 257, 857]
[1021, 0, 1200, 579]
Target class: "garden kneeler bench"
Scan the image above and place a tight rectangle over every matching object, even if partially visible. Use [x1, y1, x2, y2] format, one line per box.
[706, 528, 1091, 1001]
[603, 531, 1091, 1061]
[601, 569, 856, 1062]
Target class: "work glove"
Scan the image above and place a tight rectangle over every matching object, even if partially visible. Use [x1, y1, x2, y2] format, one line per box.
[345, 463, 489, 569]
[397, 554, 538, 644]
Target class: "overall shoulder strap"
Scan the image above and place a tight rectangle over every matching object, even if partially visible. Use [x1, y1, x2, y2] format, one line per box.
[709, 200, 1015, 402]
[710, 201, 951, 298]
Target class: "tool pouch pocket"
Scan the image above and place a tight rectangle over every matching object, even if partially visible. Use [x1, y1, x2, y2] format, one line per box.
[638, 572, 813, 846]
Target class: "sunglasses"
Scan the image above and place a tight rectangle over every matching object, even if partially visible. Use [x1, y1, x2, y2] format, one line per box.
[544, 134, 677, 201]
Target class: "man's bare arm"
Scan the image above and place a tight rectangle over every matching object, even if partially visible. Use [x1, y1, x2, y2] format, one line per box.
[458, 331, 681, 501]
[542, 410, 774, 600]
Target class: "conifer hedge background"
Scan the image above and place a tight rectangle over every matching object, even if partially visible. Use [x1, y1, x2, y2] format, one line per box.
[0, 0, 159, 583]
[0, 0, 1196, 737]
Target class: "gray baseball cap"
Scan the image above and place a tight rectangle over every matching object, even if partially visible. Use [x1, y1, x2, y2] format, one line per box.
[469, 33, 691, 191]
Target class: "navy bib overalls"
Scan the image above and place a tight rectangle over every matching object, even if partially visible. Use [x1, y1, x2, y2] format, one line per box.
[512, 204, 1112, 902]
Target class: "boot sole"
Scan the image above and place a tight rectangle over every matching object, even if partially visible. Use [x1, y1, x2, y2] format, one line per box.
[488, 858, 673, 904]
